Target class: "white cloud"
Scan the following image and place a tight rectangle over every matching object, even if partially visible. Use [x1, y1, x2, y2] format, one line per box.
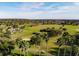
[0, 2, 79, 19]
[74, 2, 79, 6]
[16, 2, 45, 11]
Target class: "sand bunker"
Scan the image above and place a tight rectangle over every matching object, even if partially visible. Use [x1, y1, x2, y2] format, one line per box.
[76, 29, 79, 31]
[22, 38, 30, 41]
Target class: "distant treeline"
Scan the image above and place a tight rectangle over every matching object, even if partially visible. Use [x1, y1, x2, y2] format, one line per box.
[0, 19, 79, 25]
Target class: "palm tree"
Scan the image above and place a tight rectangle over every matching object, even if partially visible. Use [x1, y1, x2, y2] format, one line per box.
[57, 37, 63, 56]
[76, 47, 79, 56]
[45, 35, 49, 56]
[23, 41, 30, 56]
[7, 40, 15, 55]
[62, 31, 70, 56]
[30, 33, 42, 55]
[57, 31, 70, 56]
[16, 38, 23, 56]
[0, 38, 15, 56]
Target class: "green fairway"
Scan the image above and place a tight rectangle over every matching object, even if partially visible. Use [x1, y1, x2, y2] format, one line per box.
[13, 24, 79, 39]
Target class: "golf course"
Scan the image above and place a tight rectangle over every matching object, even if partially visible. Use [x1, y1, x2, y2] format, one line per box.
[0, 20, 79, 56]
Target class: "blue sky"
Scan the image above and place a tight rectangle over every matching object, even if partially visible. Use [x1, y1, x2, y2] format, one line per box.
[0, 2, 79, 19]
